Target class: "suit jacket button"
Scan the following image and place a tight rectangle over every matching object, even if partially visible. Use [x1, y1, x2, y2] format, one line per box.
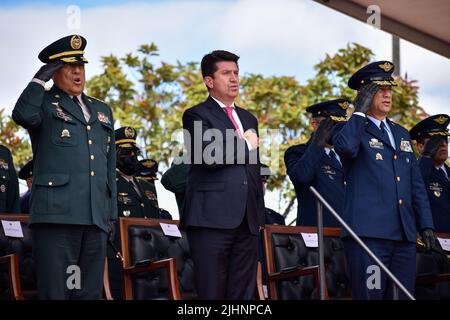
[399, 199, 403, 205]
[91, 171, 95, 176]
[243, 180, 247, 185]
[393, 155, 398, 160]
[48, 181, 53, 186]
[87, 125, 91, 131]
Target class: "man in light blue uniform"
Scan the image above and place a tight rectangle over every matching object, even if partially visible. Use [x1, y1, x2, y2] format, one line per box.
[333, 61, 435, 299]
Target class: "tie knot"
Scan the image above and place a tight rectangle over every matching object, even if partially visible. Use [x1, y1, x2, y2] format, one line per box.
[224, 106, 233, 114]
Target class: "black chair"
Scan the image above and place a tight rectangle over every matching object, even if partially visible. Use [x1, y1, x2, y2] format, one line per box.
[119, 217, 196, 300]
[415, 232, 450, 300]
[262, 225, 350, 300]
[0, 214, 35, 300]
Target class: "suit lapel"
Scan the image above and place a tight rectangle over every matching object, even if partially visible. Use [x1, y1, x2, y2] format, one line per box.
[51, 86, 87, 124]
[206, 96, 238, 131]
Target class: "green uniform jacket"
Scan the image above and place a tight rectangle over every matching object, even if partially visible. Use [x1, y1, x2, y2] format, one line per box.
[0, 145, 20, 213]
[12, 82, 117, 232]
[160, 162, 190, 214]
[116, 172, 160, 219]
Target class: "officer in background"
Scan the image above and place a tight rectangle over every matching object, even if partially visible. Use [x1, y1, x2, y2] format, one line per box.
[12, 35, 117, 299]
[0, 145, 20, 213]
[115, 127, 161, 219]
[135, 158, 172, 220]
[332, 61, 435, 299]
[285, 99, 348, 227]
[410, 114, 450, 233]
[18, 159, 33, 214]
[161, 153, 190, 215]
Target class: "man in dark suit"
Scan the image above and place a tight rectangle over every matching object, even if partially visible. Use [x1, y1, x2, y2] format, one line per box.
[182, 50, 264, 299]
[18, 159, 33, 214]
[0, 145, 20, 213]
[410, 114, 450, 233]
[12, 35, 117, 299]
[285, 99, 348, 227]
[332, 61, 435, 299]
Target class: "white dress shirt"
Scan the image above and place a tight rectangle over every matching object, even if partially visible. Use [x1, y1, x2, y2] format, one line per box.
[211, 96, 254, 150]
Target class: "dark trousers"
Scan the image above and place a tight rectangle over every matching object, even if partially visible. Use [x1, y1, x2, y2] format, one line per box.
[187, 218, 258, 300]
[343, 237, 416, 300]
[32, 223, 107, 300]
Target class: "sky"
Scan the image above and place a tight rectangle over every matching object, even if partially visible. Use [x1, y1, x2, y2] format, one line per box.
[1, 0, 449, 222]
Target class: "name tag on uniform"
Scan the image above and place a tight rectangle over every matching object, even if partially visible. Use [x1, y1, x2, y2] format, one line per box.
[369, 138, 384, 149]
[400, 140, 413, 152]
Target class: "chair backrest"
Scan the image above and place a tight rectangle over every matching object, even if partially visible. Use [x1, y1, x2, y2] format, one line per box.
[263, 225, 350, 300]
[415, 232, 450, 300]
[119, 217, 196, 299]
[0, 214, 35, 299]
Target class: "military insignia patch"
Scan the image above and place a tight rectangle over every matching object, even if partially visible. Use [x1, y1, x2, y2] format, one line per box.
[52, 103, 73, 122]
[338, 101, 350, 110]
[429, 182, 443, 198]
[97, 112, 111, 124]
[378, 62, 393, 72]
[369, 138, 384, 149]
[125, 127, 135, 138]
[434, 115, 448, 125]
[145, 190, 157, 201]
[375, 152, 383, 161]
[400, 140, 413, 152]
[322, 165, 336, 176]
[0, 159, 9, 170]
[0, 184, 5, 192]
[70, 35, 82, 50]
[61, 129, 71, 138]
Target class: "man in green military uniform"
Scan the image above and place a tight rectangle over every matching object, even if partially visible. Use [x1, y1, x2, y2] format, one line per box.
[115, 127, 162, 219]
[0, 145, 20, 213]
[12, 35, 117, 299]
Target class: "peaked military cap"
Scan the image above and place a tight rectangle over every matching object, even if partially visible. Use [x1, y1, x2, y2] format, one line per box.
[115, 127, 138, 149]
[348, 61, 397, 90]
[38, 35, 88, 64]
[18, 160, 33, 180]
[409, 114, 450, 141]
[136, 159, 159, 180]
[306, 99, 350, 122]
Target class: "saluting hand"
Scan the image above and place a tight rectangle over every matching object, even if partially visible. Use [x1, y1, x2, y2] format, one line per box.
[312, 118, 335, 148]
[353, 82, 379, 114]
[33, 61, 65, 82]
